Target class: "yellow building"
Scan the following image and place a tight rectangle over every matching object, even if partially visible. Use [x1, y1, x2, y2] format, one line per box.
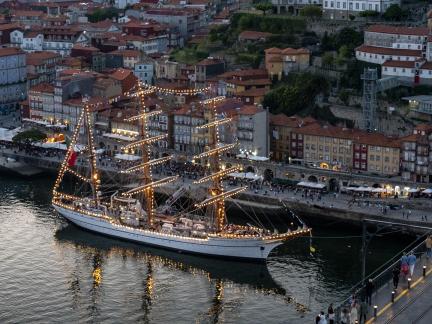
[265, 47, 310, 80]
[293, 123, 401, 175]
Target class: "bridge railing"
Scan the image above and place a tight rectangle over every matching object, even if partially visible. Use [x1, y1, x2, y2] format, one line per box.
[334, 234, 428, 323]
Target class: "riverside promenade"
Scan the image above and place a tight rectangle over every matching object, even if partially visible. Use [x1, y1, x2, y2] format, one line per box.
[2, 145, 432, 231]
[334, 238, 432, 324]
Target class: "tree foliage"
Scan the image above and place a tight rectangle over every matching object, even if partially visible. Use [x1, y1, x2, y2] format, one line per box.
[359, 10, 379, 17]
[232, 13, 306, 35]
[320, 28, 363, 56]
[254, 2, 273, 16]
[86, 8, 120, 23]
[383, 4, 406, 21]
[262, 73, 329, 115]
[12, 129, 47, 143]
[299, 5, 322, 18]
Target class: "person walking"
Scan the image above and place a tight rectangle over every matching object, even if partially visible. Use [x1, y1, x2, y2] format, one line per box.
[392, 266, 400, 290]
[408, 252, 417, 277]
[318, 311, 327, 324]
[327, 303, 335, 324]
[350, 302, 358, 324]
[365, 279, 374, 306]
[340, 308, 350, 324]
[359, 299, 369, 324]
[426, 235, 432, 259]
[401, 253, 409, 279]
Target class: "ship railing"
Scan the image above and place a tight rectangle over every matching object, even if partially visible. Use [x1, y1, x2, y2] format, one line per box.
[334, 235, 428, 323]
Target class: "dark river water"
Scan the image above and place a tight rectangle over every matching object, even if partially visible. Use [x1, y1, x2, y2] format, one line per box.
[0, 175, 415, 324]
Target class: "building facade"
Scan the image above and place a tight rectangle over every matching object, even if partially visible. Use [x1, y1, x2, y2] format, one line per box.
[323, 0, 400, 20]
[0, 48, 27, 120]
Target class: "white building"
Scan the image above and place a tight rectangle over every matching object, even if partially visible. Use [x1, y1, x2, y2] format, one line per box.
[236, 105, 269, 158]
[272, 0, 322, 15]
[114, 0, 140, 10]
[10, 30, 44, 52]
[381, 60, 432, 84]
[134, 62, 154, 85]
[323, 0, 400, 20]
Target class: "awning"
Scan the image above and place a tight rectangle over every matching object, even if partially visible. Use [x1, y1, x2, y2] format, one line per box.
[103, 132, 136, 142]
[407, 188, 420, 193]
[115, 153, 141, 161]
[248, 155, 269, 161]
[372, 188, 386, 193]
[0, 127, 21, 142]
[228, 172, 263, 181]
[422, 188, 432, 194]
[297, 181, 326, 189]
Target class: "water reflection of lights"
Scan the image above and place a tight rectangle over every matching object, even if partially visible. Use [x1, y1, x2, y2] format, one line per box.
[55, 227, 310, 317]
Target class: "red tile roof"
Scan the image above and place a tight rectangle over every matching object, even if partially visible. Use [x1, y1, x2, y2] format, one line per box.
[366, 25, 429, 37]
[227, 78, 271, 86]
[356, 45, 422, 57]
[294, 123, 400, 148]
[236, 87, 268, 97]
[29, 83, 54, 94]
[110, 68, 134, 81]
[0, 47, 24, 57]
[26, 51, 61, 65]
[238, 105, 263, 115]
[265, 47, 310, 55]
[382, 60, 416, 68]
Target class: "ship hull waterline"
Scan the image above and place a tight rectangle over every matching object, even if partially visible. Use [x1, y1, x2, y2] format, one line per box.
[53, 205, 287, 262]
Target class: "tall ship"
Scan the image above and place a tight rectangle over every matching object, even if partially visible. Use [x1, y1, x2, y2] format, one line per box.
[52, 83, 310, 261]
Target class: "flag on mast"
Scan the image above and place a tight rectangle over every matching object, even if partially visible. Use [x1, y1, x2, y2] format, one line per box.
[67, 150, 78, 167]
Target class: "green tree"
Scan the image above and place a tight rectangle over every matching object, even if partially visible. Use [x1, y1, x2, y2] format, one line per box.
[254, 2, 273, 16]
[383, 4, 404, 21]
[262, 73, 329, 116]
[359, 10, 379, 18]
[12, 129, 47, 143]
[322, 52, 334, 66]
[86, 8, 120, 23]
[299, 5, 322, 18]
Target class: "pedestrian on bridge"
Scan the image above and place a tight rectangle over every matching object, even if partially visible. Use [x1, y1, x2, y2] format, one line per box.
[408, 252, 417, 277]
[392, 266, 400, 290]
[359, 298, 368, 324]
[426, 235, 432, 259]
[365, 279, 374, 306]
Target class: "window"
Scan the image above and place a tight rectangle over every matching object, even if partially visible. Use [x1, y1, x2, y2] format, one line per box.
[376, 156, 380, 161]
[370, 155, 374, 161]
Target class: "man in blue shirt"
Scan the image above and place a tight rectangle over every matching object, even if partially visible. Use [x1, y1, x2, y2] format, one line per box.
[408, 253, 417, 277]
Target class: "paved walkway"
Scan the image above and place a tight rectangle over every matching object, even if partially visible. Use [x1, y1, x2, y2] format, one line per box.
[364, 254, 432, 324]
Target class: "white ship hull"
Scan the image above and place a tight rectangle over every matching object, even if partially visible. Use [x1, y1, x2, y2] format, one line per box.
[53, 205, 284, 261]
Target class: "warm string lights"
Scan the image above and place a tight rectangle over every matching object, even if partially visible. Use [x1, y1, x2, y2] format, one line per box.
[123, 176, 178, 196]
[124, 110, 162, 122]
[195, 187, 247, 208]
[52, 107, 86, 197]
[193, 166, 239, 184]
[122, 134, 167, 150]
[195, 118, 232, 130]
[120, 155, 173, 174]
[66, 167, 91, 183]
[193, 143, 237, 160]
[142, 84, 211, 96]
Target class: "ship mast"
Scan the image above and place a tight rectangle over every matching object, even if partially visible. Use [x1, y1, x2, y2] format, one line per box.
[120, 82, 177, 227]
[52, 101, 100, 204]
[83, 100, 100, 205]
[193, 97, 246, 232]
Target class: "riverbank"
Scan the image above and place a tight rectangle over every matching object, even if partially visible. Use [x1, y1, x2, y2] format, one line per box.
[1, 148, 432, 234]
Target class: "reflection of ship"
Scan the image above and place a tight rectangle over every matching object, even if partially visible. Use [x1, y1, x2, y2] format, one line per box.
[56, 224, 311, 320]
[55, 224, 281, 292]
[52, 82, 310, 261]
